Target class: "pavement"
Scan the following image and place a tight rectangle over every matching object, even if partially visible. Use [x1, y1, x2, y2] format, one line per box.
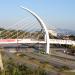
[2, 47, 75, 70]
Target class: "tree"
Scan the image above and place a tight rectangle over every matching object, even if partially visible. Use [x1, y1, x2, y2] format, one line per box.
[69, 35, 75, 40]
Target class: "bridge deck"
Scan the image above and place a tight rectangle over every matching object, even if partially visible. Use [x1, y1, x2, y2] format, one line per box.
[0, 39, 75, 45]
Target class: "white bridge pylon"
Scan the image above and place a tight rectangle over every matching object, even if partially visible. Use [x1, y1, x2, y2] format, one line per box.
[20, 6, 50, 54]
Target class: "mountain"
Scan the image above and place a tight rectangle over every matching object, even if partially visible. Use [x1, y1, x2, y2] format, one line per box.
[57, 28, 75, 36]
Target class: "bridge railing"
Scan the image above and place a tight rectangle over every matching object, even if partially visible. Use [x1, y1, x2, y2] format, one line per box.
[50, 39, 75, 45]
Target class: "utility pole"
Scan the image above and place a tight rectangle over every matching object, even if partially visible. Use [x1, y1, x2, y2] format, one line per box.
[17, 25, 19, 52]
[0, 48, 4, 70]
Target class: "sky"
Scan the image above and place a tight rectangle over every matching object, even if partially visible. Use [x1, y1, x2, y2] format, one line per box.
[0, 0, 75, 30]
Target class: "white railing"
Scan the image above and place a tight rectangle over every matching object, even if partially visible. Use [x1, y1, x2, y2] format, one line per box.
[0, 39, 75, 45]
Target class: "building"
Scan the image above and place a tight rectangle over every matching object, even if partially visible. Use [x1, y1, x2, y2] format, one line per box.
[48, 29, 57, 37]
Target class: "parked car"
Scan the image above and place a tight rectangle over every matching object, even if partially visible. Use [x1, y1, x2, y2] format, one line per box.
[64, 49, 75, 56]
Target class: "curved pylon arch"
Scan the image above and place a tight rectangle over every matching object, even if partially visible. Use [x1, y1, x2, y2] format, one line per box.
[20, 6, 50, 54]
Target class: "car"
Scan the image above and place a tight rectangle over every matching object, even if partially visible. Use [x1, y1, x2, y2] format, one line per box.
[64, 49, 75, 56]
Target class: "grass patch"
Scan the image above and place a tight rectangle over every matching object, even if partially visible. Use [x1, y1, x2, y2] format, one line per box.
[63, 72, 75, 75]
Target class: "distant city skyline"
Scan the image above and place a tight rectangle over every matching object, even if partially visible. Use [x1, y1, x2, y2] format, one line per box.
[0, 0, 75, 31]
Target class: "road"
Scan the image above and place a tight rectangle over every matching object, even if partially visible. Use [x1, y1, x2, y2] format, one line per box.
[3, 48, 75, 70]
[22, 52, 75, 69]
[1, 48, 75, 69]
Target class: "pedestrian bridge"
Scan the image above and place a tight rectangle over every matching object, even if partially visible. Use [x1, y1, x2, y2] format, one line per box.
[0, 7, 75, 54]
[0, 39, 75, 45]
[0, 6, 75, 71]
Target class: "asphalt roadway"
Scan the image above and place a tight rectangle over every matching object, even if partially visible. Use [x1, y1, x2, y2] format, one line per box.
[3, 48, 75, 70]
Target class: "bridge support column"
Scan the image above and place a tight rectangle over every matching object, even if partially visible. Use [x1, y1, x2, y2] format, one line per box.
[46, 42, 50, 54]
[45, 34, 50, 54]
